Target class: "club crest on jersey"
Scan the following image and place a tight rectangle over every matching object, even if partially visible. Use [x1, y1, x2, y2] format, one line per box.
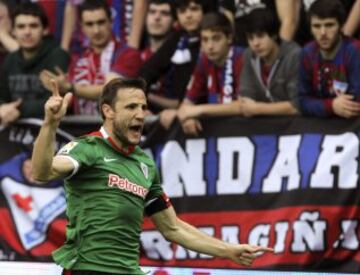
[58, 141, 78, 155]
[140, 162, 148, 179]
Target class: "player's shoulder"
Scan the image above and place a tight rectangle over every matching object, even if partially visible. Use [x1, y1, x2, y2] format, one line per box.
[62, 132, 104, 150]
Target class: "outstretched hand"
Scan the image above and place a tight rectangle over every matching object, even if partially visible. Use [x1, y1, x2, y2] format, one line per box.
[40, 67, 71, 95]
[44, 80, 72, 123]
[0, 98, 22, 126]
[226, 244, 273, 266]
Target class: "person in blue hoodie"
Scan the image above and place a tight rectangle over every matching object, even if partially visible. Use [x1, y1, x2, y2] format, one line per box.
[0, 2, 69, 126]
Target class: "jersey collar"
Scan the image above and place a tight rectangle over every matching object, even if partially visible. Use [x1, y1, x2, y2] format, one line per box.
[98, 126, 136, 156]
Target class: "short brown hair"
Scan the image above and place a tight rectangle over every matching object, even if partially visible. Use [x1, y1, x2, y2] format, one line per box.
[200, 12, 233, 37]
[308, 0, 346, 26]
[99, 77, 147, 119]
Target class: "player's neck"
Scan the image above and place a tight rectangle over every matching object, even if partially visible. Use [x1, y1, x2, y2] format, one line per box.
[103, 124, 124, 148]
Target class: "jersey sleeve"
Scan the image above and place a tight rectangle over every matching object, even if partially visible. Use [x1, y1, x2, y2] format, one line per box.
[144, 169, 171, 216]
[145, 169, 164, 202]
[111, 47, 142, 78]
[57, 138, 96, 178]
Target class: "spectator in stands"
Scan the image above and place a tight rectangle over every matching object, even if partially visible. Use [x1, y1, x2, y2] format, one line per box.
[139, 0, 204, 128]
[40, 0, 142, 116]
[176, 12, 244, 135]
[61, 0, 148, 51]
[219, 0, 301, 46]
[141, 0, 176, 114]
[0, 0, 68, 52]
[239, 8, 300, 117]
[296, 0, 360, 46]
[0, 2, 69, 126]
[28, 0, 67, 45]
[298, 0, 360, 118]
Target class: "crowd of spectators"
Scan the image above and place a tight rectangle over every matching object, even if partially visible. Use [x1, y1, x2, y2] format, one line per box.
[0, 0, 359, 134]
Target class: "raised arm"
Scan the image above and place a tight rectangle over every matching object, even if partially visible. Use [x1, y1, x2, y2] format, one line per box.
[127, 0, 148, 49]
[342, 0, 360, 37]
[275, 0, 301, 41]
[61, 1, 77, 51]
[151, 206, 273, 266]
[31, 81, 74, 183]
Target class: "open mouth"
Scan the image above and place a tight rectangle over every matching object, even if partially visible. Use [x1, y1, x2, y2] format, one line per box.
[129, 125, 143, 133]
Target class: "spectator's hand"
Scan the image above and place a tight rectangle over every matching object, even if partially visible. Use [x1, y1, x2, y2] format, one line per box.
[44, 80, 72, 123]
[225, 244, 273, 266]
[241, 97, 259, 117]
[181, 118, 202, 136]
[159, 109, 177, 130]
[177, 104, 201, 122]
[40, 67, 71, 95]
[332, 94, 360, 118]
[0, 99, 22, 126]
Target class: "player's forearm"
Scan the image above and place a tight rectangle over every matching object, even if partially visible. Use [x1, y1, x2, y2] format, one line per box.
[167, 218, 230, 258]
[31, 120, 59, 182]
[74, 84, 103, 100]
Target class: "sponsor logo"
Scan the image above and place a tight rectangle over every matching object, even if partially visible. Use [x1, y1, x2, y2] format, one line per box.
[104, 157, 117, 162]
[108, 174, 149, 199]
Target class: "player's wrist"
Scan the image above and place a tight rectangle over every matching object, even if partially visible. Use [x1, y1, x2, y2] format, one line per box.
[44, 112, 62, 126]
[220, 242, 233, 259]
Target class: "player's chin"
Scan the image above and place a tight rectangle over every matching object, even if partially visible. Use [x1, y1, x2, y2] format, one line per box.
[127, 133, 142, 145]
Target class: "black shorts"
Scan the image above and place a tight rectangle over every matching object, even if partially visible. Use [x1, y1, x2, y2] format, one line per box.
[62, 270, 120, 275]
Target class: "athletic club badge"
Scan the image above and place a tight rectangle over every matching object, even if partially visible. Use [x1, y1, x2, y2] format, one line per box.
[140, 162, 148, 179]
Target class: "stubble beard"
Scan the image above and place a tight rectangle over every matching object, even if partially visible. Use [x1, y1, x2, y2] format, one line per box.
[113, 120, 132, 147]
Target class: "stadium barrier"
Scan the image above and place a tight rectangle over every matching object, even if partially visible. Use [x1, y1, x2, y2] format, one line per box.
[1, 116, 360, 273]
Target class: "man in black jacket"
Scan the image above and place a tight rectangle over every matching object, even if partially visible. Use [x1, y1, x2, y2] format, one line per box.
[139, 0, 204, 129]
[0, 2, 69, 126]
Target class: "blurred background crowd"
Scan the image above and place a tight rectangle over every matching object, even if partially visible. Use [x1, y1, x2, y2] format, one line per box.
[0, 0, 359, 136]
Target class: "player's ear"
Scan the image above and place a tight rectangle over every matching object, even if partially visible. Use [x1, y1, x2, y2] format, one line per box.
[102, 104, 115, 119]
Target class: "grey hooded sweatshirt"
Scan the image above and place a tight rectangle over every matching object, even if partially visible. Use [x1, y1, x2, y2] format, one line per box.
[239, 40, 300, 109]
